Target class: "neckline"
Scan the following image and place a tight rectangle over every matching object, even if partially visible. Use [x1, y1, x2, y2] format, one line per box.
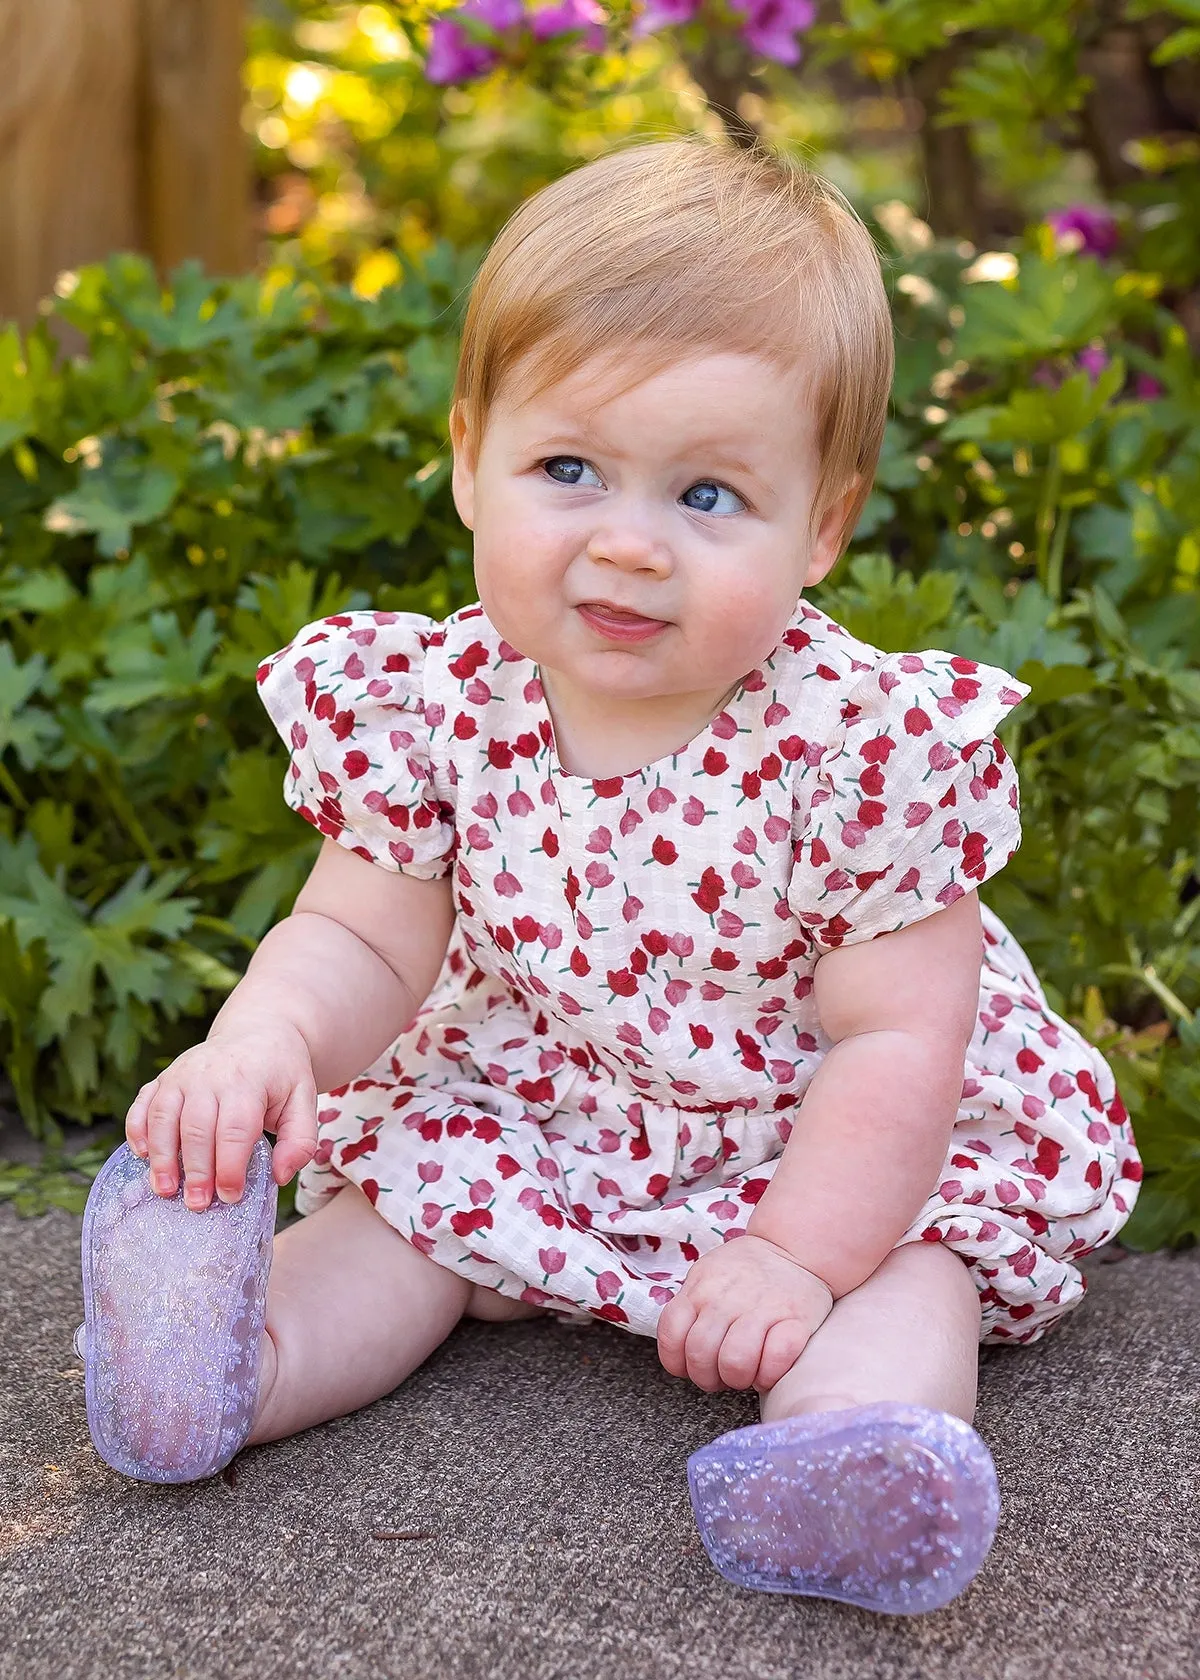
[533, 665, 759, 788]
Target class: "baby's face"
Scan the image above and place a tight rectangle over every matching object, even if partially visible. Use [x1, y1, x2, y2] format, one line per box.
[450, 349, 854, 711]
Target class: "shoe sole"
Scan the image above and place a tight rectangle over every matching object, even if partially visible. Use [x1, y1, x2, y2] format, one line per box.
[687, 1401, 1000, 1615]
[80, 1138, 277, 1484]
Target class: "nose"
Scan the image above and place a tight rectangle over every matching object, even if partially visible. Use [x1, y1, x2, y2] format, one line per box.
[585, 520, 672, 576]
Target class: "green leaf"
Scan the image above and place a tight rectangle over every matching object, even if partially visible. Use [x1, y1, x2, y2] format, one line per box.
[43, 453, 180, 558]
[86, 609, 225, 713]
[942, 362, 1126, 448]
[956, 578, 1092, 674]
[813, 551, 960, 651]
[0, 644, 61, 769]
[954, 253, 1116, 365]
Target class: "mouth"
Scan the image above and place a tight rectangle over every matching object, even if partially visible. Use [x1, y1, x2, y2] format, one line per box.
[575, 601, 669, 643]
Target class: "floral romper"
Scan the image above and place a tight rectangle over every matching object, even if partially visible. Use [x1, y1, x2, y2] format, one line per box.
[257, 597, 1142, 1346]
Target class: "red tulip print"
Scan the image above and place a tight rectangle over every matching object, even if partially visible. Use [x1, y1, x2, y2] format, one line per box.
[450, 1208, 494, 1237]
[691, 868, 726, 914]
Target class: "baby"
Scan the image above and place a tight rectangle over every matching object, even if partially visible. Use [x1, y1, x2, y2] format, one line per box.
[76, 137, 1142, 1616]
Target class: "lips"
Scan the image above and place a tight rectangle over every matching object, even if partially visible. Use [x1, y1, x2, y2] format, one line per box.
[578, 601, 664, 628]
[575, 600, 669, 644]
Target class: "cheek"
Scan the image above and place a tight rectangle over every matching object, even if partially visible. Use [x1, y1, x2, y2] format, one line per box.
[472, 525, 565, 658]
[692, 567, 797, 657]
[475, 529, 555, 610]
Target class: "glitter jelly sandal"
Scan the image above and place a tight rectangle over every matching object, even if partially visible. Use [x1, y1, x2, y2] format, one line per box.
[687, 1401, 1001, 1616]
[76, 1137, 277, 1484]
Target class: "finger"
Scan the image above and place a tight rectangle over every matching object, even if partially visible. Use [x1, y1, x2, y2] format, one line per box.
[178, 1090, 218, 1213]
[213, 1092, 268, 1205]
[656, 1294, 698, 1378]
[268, 1080, 318, 1185]
[716, 1317, 772, 1391]
[683, 1311, 734, 1394]
[144, 1084, 185, 1195]
[754, 1319, 815, 1395]
[125, 1080, 160, 1157]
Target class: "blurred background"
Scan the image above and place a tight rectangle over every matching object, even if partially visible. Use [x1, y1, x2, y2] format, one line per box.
[1, 0, 1198, 1243]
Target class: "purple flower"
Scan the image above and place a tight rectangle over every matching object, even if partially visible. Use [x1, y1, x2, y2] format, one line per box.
[631, 0, 702, 38]
[1047, 205, 1120, 259]
[425, 0, 524, 84]
[1134, 373, 1163, 400]
[466, 0, 526, 26]
[1077, 345, 1109, 381]
[426, 20, 499, 83]
[531, 0, 607, 48]
[730, 0, 816, 64]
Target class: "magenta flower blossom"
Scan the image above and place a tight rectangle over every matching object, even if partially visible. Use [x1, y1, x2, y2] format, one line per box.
[631, 0, 702, 38]
[1077, 345, 1109, 381]
[1047, 205, 1120, 259]
[425, 0, 524, 85]
[1134, 373, 1164, 400]
[466, 0, 526, 25]
[730, 0, 816, 64]
[426, 22, 499, 83]
[531, 0, 606, 47]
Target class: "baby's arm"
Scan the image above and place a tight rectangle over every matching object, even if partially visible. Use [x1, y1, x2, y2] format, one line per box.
[126, 840, 455, 1209]
[743, 889, 983, 1298]
[658, 889, 983, 1394]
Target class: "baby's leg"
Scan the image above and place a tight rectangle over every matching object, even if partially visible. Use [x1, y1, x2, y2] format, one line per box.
[249, 1182, 475, 1446]
[758, 1237, 981, 1424]
[688, 1241, 996, 1614]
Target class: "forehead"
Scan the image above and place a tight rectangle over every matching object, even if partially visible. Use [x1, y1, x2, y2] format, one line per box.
[493, 348, 815, 453]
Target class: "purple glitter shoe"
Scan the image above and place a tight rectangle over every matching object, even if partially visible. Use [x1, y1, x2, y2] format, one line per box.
[687, 1401, 1001, 1615]
[77, 1138, 277, 1484]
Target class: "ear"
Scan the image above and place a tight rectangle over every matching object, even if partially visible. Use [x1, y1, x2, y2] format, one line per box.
[449, 400, 476, 531]
[803, 476, 863, 588]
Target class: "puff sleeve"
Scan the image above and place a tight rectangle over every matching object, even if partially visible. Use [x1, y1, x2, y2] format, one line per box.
[787, 648, 1031, 955]
[256, 610, 456, 878]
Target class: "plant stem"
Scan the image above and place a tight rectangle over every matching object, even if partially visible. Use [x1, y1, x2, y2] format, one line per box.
[0, 758, 28, 810]
[1019, 714, 1094, 762]
[1098, 962, 1195, 1025]
[1046, 500, 1072, 608]
[1036, 443, 1064, 601]
[100, 779, 161, 866]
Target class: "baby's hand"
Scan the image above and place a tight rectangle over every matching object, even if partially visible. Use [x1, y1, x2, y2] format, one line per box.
[656, 1234, 835, 1395]
[125, 1020, 318, 1212]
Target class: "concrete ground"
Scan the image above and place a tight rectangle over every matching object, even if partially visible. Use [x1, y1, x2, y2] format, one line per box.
[0, 1202, 1196, 1680]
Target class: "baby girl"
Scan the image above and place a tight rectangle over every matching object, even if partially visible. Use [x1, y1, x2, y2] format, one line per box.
[76, 136, 1141, 1616]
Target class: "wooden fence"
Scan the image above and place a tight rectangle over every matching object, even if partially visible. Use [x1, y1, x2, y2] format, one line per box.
[0, 0, 250, 327]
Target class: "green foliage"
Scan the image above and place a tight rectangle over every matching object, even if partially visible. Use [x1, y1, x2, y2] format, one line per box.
[0, 249, 478, 1148]
[1, 208, 1198, 1247]
[811, 223, 1200, 1252]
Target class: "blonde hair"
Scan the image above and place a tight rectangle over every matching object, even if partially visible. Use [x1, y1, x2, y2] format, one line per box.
[450, 136, 895, 561]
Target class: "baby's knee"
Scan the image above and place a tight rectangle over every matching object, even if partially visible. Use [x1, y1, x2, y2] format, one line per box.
[463, 1282, 551, 1322]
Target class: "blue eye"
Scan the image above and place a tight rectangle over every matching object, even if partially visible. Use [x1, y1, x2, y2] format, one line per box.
[681, 481, 744, 515]
[543, 456, 602, 486]
[541, 457, 744, 514]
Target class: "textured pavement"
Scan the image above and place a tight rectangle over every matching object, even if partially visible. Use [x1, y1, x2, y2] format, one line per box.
[0, 1203, 1196, 1680]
